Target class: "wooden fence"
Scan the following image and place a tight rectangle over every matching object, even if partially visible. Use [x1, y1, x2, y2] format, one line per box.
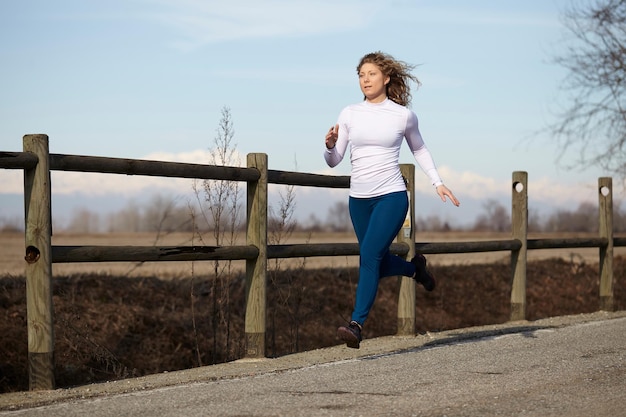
[0, 134, 620, 391]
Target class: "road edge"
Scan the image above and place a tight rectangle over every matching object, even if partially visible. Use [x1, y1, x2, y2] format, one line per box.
[2, 310, 625, 411]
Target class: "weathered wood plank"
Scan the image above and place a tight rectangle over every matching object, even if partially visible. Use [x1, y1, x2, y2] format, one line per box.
[511, 171, 528, 321]
[48, 153, 260, 182]
[267, 169, 350, 188]
[51, 245, 259, 262]
[0, 151, 38, 169]
[23, 134, 55, 390]
[397, 164, 416, 336]
[599, 177, 614, 311]
[246, 153, 268, 358]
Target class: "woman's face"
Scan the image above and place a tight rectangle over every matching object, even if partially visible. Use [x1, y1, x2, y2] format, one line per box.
[358, 62, 389, 103]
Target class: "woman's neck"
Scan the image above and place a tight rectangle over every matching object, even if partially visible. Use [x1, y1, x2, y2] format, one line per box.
[365, 95, 387, 104]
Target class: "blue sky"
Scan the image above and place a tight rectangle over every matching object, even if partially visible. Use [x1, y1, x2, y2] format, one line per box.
[0, 0, 612, 228]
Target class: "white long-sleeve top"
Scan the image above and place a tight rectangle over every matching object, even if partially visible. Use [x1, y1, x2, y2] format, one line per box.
[324, 98, 443, 198]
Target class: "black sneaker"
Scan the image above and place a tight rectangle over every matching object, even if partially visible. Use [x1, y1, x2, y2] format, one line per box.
[337, 321, 362, 349]
[411, 253, 436, 291]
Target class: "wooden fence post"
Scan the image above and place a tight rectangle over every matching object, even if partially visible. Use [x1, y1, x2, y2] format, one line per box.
[245, 153, 268, 358]
[23, 134, 55, 390]
[510, 171, 528, 321]
[397, 164, 416, 335]
[598, 177, 614, 311]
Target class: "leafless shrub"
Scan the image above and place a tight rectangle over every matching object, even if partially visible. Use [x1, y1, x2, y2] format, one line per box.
[472, 199, 511, 232]
[191, 106, 243, 364]
[549, 0, 626, 177]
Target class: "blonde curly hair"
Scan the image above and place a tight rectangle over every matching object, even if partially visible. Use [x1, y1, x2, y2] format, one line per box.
[357, 51, 421, 107]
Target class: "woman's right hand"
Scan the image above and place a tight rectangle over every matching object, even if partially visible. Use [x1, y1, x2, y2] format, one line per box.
[325, 124, 339, 149]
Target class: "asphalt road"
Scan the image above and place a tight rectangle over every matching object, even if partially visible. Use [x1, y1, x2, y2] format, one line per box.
[2, 311, 625, 417]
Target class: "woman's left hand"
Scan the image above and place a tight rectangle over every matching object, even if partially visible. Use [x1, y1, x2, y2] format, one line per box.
[436, 185, 460, 207]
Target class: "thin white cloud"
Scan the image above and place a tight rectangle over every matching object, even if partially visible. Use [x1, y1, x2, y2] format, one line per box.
[50, 171, 187, 196]
[418, 72, 467, 90]
[142, 0, 379, 51]
[526, 175, 600, 206]
[437, 165, 600, 207]
[435, 166, 509, 197]
[142, 149, 243, 166]
[390, 1, 560, 28]
[211, 67, 354, 86]
[0, 170, 22, 194]
[51, 149, 245, 196]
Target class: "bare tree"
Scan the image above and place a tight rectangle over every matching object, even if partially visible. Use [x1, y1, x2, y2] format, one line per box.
[142, 194, 193, 235]
[325, 201, 351, 232]
[549, 0, 626, 176]
[197, 106, 242, 246]
[107, 201, 142, 233]
[302, 213, 323, 232]
[544, 201, 598, 233]
[192, 105, 243, 364]
[612, 203, 626, 232]
[472, 199, 510, 232]
[416, 214, 448, 232]
[527, 210, 545, 233]
[65, 208, 100, 234]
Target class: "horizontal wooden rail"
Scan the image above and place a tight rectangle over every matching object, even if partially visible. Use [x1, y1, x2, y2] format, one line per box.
[48, 237, 622, 264]
[527, 237, 608, 250]
[267, 170, 350, 188]
[0, 151, 39, 169]
[268, 242, 408, 258]
[51, 245, 259, 263]
[416, 239, 522, 254]
[1, 151, 352, 188]
[48, 154, 261, 182]
[49, 243, 403, 263]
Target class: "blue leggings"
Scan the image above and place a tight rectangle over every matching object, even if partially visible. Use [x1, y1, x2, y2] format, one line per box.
[349, 191, 417, 325]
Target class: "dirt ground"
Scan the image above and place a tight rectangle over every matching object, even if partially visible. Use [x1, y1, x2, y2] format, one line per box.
[1, 232, 625, 393]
